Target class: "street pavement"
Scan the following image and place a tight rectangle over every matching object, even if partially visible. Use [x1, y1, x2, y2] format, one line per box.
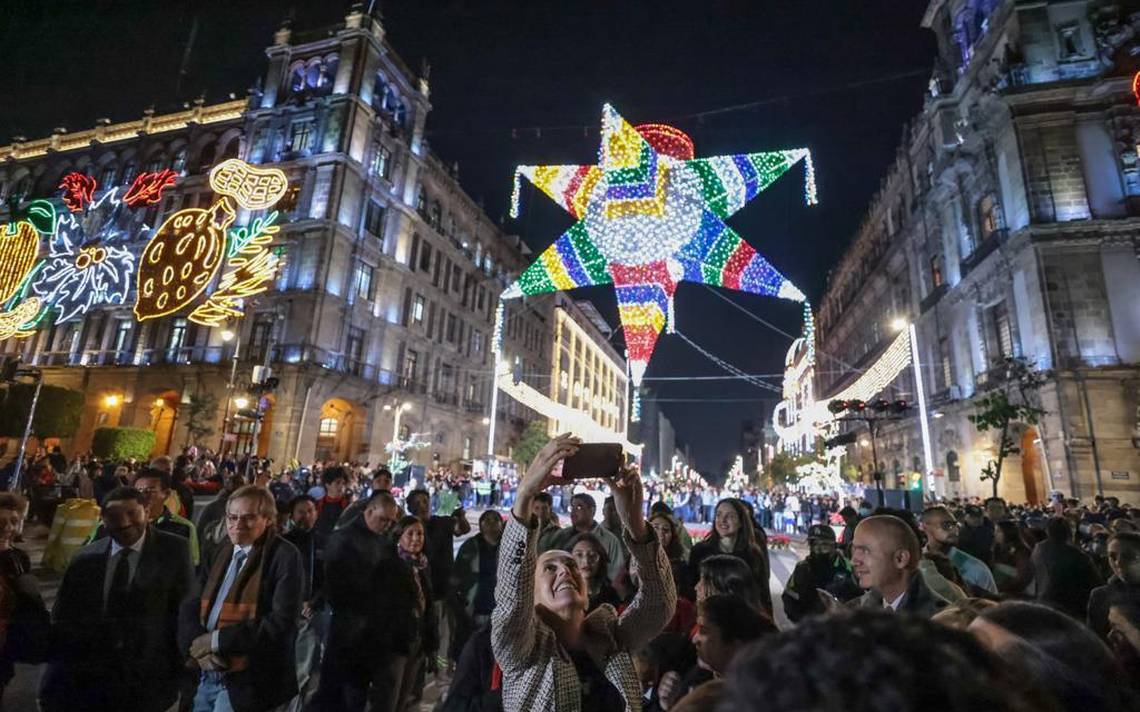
[3, 501, 802, 710]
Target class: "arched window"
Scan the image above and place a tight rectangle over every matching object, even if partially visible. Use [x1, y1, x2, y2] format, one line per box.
[121, 161, 138, 185]
[289, 64, 306, 93]
[12, 175, 31, 201]
[171, 148, 187, 175]
[392, 100, 407, 126]
[305, 60, 323, 89]
[373, 74, 389, 110]
[98, 163, 117, 187]
[144, 153, 166, 174]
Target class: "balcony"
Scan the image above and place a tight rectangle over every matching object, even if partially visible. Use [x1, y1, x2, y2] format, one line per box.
[959, 229, 1008, 278]
[920, 283, 949, 314]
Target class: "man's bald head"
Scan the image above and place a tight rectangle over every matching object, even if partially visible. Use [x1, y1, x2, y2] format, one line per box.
[857, 515, 921, 570]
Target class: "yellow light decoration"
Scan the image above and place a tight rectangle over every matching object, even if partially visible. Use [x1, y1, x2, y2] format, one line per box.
[208, 159, 289, 210]
[188, 213, 284, 327]
[134, 200, 234, 322]
[0, 297, 43, 339]
[0, 221, 41, 304]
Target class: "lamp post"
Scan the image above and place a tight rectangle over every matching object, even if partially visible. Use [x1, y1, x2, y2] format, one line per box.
[892, 318, 935, 498]
[218, 328, 241, 456]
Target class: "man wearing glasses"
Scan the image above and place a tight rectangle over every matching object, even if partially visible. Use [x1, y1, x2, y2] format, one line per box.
[89, 467, 200, 567]
[922, 505, 998, 596]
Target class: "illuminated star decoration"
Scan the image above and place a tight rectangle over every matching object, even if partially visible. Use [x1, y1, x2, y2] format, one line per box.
[503, 104, 816, 386]
[29, 189, 135, 324]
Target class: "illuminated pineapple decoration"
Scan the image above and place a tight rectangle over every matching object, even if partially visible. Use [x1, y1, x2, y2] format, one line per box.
[134, 201, 235, 321]
[0, 221, 41, 304]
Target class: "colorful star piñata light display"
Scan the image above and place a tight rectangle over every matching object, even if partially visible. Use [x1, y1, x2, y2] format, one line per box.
[502, 104, 816, 387]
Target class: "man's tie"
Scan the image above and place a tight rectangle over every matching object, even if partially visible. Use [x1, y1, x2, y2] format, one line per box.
[207, 549, 247, 631]
[106, 549, 133, 617]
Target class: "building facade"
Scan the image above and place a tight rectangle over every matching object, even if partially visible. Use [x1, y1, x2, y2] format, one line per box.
[815, 0, 1140, 502]
[0, 8, 550, 469]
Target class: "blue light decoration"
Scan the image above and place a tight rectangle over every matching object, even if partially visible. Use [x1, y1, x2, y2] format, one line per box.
[28, 188, 136, 324]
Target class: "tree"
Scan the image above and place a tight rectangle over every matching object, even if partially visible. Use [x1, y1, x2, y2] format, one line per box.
[184, 392, 218, 446]
[512, 421, 550, 469]
[967, 357, 1045, 498]
[92, 427, 156, 461]
[0, 383, 84, 439]
[764, 452, 800, 488]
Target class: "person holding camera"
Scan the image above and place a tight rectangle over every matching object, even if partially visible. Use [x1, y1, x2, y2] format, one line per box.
[492, 434, 676, 710]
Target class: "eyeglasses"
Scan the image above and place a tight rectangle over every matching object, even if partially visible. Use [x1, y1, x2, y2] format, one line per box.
[226, 513, 264, 525]
[938, 521, 960, 530]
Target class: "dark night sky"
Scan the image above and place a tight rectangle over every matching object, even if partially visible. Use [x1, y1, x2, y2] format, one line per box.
[0, 1, 935, 475]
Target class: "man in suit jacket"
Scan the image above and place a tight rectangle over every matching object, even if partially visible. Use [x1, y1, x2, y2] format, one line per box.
[851, 515, 950, 618]
[180, 485, 303, 712]
[40, 486, 194, 712]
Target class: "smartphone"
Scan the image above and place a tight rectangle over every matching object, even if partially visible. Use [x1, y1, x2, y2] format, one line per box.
[561, 443, 623, 480]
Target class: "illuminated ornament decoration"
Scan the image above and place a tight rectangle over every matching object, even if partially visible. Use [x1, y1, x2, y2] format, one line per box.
[123, 169, 179, 207]
[134, 200, 234, 322]
[29, 196, 135, 324]
[0, 220, 42, 304]
[208, 159, 289, 210]
[1133, 70, 1140, 106]
[0, 298, 43, 340]
[132, 159, 289, 324]
[504, 104, 817, 387]
[58, 172, 97, 213]
[188, 211, 284, 326]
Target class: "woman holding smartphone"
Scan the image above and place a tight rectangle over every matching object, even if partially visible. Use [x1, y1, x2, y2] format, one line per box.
[492, 433, 676, 710]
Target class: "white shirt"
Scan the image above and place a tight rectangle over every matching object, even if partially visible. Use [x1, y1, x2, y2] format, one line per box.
[104, 529, 147, 607]
[209, 543, 254, 652]
[883, 590, 907, 611]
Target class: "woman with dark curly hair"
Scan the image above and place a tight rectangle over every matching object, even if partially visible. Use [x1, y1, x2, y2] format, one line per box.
[687, 498, 771, 614]
[649, 511, 693, 601]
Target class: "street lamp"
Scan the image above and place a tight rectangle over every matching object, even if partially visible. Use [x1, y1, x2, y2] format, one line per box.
[103, 394, 121, 408]
[153, 397, 166, 408]
[891, 317, 909, 332]
[234, 396, 250, 410]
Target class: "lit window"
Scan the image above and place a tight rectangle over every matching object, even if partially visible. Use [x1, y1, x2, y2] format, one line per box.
[412, 295, 425, 325]
[353, 262, 374, 301]
[289, 121, 314, 154]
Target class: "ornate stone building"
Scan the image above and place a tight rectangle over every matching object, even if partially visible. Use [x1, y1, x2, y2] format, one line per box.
[816, 0, 1140, 502]
[0, 7, 550, 468]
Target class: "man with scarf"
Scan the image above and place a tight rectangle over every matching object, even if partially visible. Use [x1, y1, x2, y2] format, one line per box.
[180, 485, 304, 712]
[782, 524, 862, 622]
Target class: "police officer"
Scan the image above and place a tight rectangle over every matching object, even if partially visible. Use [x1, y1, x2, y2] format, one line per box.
[782, 524, 862, 622]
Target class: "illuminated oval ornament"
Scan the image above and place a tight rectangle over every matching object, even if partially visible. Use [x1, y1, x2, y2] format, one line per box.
[134, 200, 235, 321]
[0, 221, 41, 304]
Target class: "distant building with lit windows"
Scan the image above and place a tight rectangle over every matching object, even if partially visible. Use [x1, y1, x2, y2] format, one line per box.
[0, 7, 549, 468]
[814, 1, 1140, 502]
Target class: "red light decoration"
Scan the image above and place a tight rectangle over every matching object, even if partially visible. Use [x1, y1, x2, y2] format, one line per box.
[123, 169, 178, 208]
[58, 173, 96, 213]
[634, 123, 695, 160]
[1133, 71, 1140, 106]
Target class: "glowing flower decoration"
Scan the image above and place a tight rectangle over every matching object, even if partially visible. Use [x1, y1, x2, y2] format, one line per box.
[123, 169, 178, 207]
[58, 172, 97, 213]
[504, 104, 817, 386]
[28, 199, 135, 324]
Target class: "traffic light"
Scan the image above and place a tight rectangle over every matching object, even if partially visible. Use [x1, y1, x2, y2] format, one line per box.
[892, 399, 910, 414]
[870, 398, 892, 412]
[848, 399, 867, 414]
[827, 399, 848, 415]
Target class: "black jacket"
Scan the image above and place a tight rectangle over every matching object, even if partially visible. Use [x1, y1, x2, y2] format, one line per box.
[322, 518, 392, 669]
[377, 556, 438, 657]
[0, 548, 48, 688]
[178, 534, 303, 712]
[42, 527, 194, 712]
[1032, 539, 1103, 619]
[1087, 577, 1140, 639]
[782, 554, 862, 622]
[283, 526, 325, 602]
[854, 568, 951, 618]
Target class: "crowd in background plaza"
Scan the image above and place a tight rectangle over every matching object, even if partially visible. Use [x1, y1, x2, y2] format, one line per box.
[0, 441, 1134, 710]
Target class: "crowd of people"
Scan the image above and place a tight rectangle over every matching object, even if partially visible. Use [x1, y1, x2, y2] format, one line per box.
[0, 439, 1134, 710]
